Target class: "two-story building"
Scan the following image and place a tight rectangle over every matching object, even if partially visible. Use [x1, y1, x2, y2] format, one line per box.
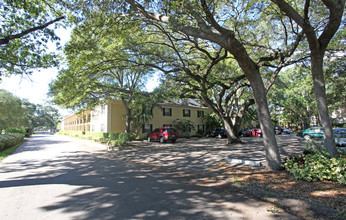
[61, 99, 208, 138]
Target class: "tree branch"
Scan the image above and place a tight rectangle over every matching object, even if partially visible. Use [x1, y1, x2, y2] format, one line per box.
[0, 16, 65, 45]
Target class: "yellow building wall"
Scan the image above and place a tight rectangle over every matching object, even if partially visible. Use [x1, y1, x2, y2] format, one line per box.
[109, 100, 127, 133]
[61, 111, 91, 131]
[149, 105, 204, 128]
[61, 100, 208, 139]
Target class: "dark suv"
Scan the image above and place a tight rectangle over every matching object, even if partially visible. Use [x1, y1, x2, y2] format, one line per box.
[274, 126, 283, 135]
[205, 128, 227, 138]
[147, 127, 179, 143]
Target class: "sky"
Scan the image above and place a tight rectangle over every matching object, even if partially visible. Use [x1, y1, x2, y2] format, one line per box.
[0, 27, 160, 117]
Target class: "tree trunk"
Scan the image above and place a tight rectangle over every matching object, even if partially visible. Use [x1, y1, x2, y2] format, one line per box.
[249, 71, 281, 170]
[230, 50, 281, 170]
[222, 118, 242, 144]
[121, 99, 131, 133]
[311, 53, 337, 156]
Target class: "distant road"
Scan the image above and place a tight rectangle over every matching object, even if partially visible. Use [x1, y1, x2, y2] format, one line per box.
[0, 133, 297, 219]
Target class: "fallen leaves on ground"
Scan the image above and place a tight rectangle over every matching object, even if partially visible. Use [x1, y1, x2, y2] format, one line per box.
[195, 161, 345, 212]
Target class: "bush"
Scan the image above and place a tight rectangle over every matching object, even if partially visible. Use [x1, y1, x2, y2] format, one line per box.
[58, 130, 133, 147]
[0, 133, 25, 151]
[108, 133, 130, 146]
[103, 132, 109, 139]
[284, 153, 345, 184]
[5, 128, 26, 135]
[110, 132, 120, 140]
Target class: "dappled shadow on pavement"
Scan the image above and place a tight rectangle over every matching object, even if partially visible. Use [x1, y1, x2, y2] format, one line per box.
[120, 135, 305, 170]
[0, 134, 296, 219]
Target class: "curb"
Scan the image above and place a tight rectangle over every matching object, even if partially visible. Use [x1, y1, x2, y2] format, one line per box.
[223, 157, 264, 167]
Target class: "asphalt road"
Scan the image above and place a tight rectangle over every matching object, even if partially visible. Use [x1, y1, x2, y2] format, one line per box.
[0, 133, 298, 219]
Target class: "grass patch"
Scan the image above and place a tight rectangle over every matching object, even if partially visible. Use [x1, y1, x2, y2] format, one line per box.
[0, 141, 25, 162]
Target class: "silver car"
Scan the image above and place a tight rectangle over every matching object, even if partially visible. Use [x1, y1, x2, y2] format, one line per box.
[334, 128, 346, 147]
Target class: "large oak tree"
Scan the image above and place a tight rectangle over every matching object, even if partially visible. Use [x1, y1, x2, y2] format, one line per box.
[271, 0, 345, 156]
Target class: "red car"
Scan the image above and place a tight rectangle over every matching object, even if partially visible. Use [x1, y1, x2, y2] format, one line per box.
[147, 127, 179, 143]
[250, 128, 262, 137]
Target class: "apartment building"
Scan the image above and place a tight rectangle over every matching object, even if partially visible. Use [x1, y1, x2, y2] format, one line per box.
[61, 99, 208, 138]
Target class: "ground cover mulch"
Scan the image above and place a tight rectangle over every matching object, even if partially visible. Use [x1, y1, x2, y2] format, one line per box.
[113, 138, 345, 219]
[191, 161, 346, 219]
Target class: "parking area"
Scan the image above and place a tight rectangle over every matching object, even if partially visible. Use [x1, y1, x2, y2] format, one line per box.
[114, 134, 306, 170]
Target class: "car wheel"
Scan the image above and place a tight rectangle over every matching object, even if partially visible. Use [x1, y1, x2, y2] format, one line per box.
[171, 139, 176, 143]
[159, 136, 164, 143]
[217, 134, 222, 139]
[257, 133, 261, 137]
[206, 134, 210, 138]
[147, 136, 151, 142]
[304, 135, 311, 141]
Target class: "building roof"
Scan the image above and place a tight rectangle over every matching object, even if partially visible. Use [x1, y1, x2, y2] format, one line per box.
[159, 99, 207, 108]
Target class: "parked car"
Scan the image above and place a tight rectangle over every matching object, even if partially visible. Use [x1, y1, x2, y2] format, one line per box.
[274, 126, 283, 135]
[333, 128, 346, 147]
[296, 130, 304, 137]
[301, 127, 324, 140]
[249, 128, 262, 137]
[147, 127, 179, 143]
[239, 128, 251, 137]
[283, 128, 292, 134]
[205, 128, 227, 138]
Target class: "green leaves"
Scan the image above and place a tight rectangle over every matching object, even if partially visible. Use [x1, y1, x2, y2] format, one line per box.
[0, 89, 28, 131]
[284, 152, 346, 184]
[0, 0, 65, 78]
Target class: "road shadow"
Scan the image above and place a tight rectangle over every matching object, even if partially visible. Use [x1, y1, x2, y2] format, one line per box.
[120, 135, 305, 170]
[0, 148, 295, 219]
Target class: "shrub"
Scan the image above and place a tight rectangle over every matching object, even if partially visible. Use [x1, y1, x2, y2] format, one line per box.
[0, 133, 25, 151]
[284, 153, 345, 184]
[103, 132, 109, 139]
[303, 140, 325, 155]
[58, 130, 132, 147]
[5, 128, 26, 135]
[110, 132, 120, 140]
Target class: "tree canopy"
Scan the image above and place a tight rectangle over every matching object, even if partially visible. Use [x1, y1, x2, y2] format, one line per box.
[0, 89, 60, 132]
[0, 0, 65, 79]
[0, 89, 28, 131]
[52, 0, 344, 170]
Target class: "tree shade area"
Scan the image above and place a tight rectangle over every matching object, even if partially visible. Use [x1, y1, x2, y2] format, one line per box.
[2, 0, 344, 171]
[49, 0, 344, 170]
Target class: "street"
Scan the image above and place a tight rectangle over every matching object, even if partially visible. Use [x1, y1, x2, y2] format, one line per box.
[0, 133, 298, 219]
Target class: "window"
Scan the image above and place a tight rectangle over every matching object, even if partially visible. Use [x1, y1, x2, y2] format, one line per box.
[198, 124, 205, 132]
[163, 124, 172, 127]
[142, 124, 153, 133]
[152, 128, 160, 133]
[183, 109, 191, 117]
[197, 110, 204, 118]
[163, 108, 172, 116]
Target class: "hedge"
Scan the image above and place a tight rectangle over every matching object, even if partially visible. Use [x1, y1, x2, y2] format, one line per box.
[0, 133, 25, 151]
[58, 130, 133, 146]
